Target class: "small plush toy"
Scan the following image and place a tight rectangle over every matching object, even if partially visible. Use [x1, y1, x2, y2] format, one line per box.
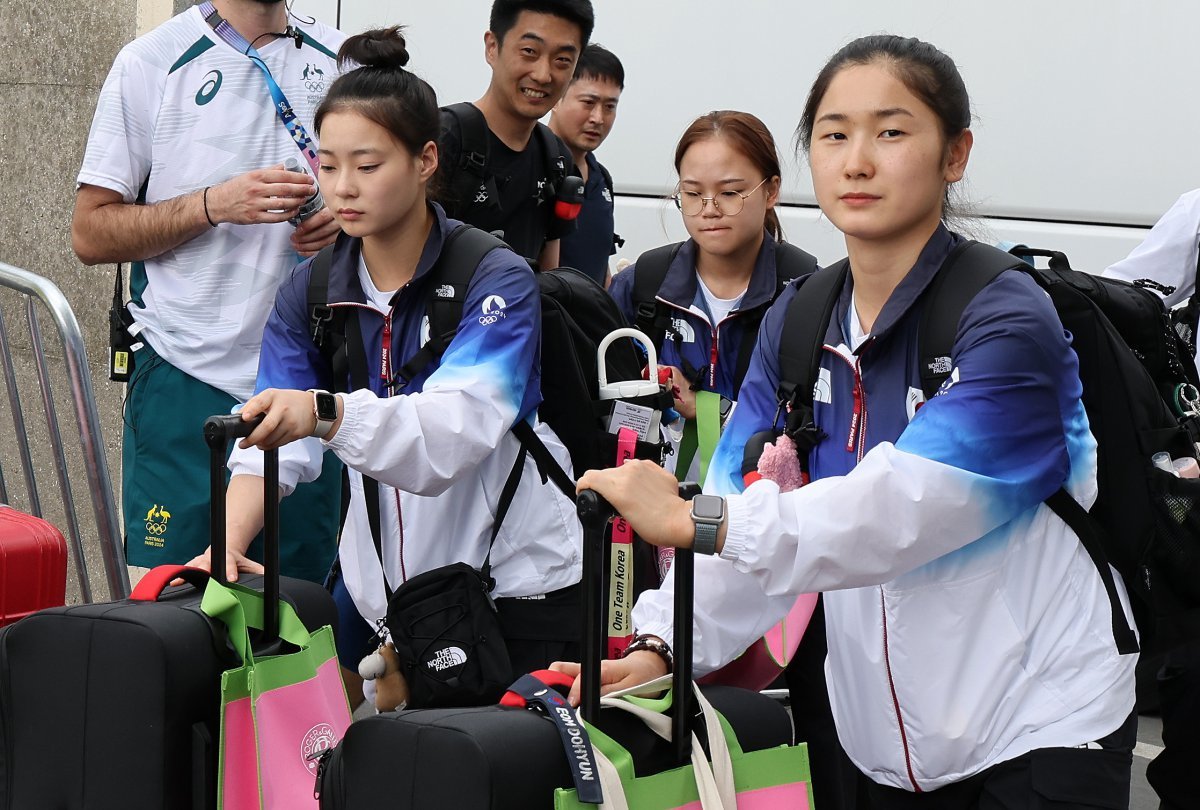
[756, 432, 805, 492]
[358, 643, 409, 712]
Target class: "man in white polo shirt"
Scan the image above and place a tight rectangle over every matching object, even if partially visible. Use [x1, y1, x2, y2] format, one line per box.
[71, 0, 346, 582]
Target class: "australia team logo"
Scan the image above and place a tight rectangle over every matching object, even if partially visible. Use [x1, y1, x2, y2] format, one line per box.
[302, 63, 325, 88]
[143, 504, 172, 549]
[195, 70, 222, 105]
[303, 62, 326, 105]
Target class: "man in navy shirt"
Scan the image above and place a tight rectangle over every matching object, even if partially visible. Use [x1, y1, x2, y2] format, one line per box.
[549, 44, 623, 285]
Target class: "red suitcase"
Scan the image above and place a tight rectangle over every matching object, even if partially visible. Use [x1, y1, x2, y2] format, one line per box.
[0, 505, 67, 627]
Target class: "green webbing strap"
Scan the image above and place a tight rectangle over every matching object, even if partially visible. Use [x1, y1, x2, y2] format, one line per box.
[674, 391, 723, 486]
[675, 420, 698, 484]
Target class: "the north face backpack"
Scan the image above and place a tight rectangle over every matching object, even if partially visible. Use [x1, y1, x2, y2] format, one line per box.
[631, 240, 818, 398]
[437, 102, 570, 231]
[776, 240, 1200, 655]
[307, 226, 665, 488]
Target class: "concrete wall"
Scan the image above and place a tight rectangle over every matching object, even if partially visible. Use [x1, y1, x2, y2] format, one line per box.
[0, 0, 186, 601]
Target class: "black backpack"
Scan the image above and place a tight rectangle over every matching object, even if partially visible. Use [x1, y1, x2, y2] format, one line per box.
[777, 240, 1200, 655]
[631, 240, 817, 397]
[307, 226, 662, 487]
[1167, 240, 1200, 357]
[438, 102, 569, 227]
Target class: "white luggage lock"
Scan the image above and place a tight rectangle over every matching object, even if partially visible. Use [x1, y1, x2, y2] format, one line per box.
[597, 327, 661, 401]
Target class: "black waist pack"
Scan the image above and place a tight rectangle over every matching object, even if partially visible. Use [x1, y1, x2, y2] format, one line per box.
[385, 562, 512, 708]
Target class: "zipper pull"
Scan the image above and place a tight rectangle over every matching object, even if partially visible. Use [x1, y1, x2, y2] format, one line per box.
[380, 316, 392, 383]
[311, 747, 334, 799]
[709, 333, 719, 387]
[847, 380, 862, 452]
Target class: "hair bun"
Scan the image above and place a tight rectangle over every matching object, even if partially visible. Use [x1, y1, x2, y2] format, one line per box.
[338, 26, 410, 70]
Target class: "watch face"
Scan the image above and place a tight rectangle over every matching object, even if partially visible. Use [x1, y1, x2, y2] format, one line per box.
[315, 392, 338, 421]
[692, 495, 724, 521]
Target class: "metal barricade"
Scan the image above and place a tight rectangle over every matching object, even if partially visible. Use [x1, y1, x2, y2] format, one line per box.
[0, 261, 128, 602]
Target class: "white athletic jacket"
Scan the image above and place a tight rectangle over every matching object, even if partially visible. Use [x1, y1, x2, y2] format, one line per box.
[633, 228, 1137, 791]
[230, 207, 581, 633]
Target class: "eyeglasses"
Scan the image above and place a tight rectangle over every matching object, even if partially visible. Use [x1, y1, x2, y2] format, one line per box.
[672, 177, 770, 217]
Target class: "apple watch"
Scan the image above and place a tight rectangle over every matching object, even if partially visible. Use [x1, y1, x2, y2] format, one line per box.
[309, 389, 338, 438]
[690, 494, 725, 556]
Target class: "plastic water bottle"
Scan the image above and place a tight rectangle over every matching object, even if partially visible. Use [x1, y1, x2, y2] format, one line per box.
[284, 157, 325, 225]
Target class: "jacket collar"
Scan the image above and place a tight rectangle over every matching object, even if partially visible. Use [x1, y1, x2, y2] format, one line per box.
[655, 230, 783, 312]
[826, 225, 962, 348]
[325, 203, 452, 305]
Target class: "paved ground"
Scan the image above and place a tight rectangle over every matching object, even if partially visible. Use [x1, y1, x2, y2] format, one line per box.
[1132, 714, 1162, 810]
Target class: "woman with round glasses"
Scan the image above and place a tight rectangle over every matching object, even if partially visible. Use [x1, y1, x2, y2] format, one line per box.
[604, 112, 849, 805]
[607, 111, 818, 479]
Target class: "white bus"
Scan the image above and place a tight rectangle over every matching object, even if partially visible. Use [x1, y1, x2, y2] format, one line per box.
[294, 0, 1200, 272]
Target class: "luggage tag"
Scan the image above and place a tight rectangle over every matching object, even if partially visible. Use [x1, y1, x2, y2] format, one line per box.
[502, 672, 604, 804]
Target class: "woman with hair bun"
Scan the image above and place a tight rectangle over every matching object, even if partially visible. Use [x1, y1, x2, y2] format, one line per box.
[560, 34, 1137, 807]
[189, 26, 583, 710]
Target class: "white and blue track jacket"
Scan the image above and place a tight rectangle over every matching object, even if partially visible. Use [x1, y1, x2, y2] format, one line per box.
[229, 204, 581, 631]
[633, 226, 1136, 791]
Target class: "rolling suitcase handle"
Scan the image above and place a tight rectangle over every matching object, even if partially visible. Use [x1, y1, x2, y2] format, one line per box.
[578, 482, 701, 766]
[203, 414, 281, 642]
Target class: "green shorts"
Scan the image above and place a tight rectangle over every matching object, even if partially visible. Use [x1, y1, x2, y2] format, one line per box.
[121, 343, 341, 583]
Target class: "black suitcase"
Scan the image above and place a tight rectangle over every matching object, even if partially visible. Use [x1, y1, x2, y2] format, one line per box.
[315, 487, 794, 809]
[0, 414, 339, 810]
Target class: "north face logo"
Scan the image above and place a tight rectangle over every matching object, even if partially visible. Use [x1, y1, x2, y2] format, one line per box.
[666, 318, 695, 343]
[435, 285, 455, 298]
[927, 356, 952, 375]
[425, 646, 468, 672]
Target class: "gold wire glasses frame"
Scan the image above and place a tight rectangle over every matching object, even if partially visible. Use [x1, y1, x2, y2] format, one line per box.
[672, 177, 770, 217]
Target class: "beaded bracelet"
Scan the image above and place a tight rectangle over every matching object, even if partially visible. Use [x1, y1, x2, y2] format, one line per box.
[622, 634, 674, 673]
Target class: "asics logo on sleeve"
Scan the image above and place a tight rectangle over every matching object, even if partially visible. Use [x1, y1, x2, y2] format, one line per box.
[479, 295, 507, 325]
[195, 70, 222, 105]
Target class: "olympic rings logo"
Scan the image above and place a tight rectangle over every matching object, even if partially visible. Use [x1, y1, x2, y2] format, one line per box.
[145, 522, 167, 535]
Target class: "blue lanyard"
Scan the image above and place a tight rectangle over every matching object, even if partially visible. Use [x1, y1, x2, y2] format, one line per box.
[199, 1, 320, 174]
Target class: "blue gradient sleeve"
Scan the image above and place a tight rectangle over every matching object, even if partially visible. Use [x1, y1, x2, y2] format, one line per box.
[895, 272, 1082, 518]
[421, 250, 541, 424]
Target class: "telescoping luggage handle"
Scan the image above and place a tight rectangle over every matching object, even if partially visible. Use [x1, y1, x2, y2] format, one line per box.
[203, 413, 282, 643]
[578, 483, 701, 767]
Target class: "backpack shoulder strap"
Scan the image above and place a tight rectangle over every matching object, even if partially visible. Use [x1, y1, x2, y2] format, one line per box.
[598, 161, 614, 198]
[631, 243, 684, 349]
[728, 242, 819, 398]
[776, 261, 848, 471]
[394, 225, 510, 388]
[917, 240, 1027, 399]
[771, 242, 819, 293]
[534, 122, 569, 200]
[442, 103, 490, 214]
[306, 245, 348, 391]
